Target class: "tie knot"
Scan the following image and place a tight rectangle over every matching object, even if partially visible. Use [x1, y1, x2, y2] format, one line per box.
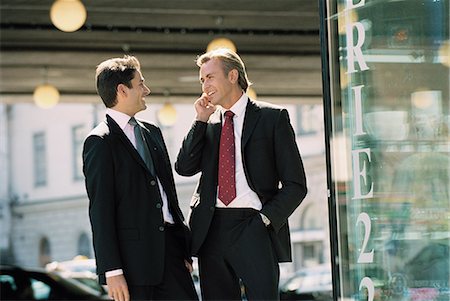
[224, 111, 234, 118]
[128, 117, 137, 127]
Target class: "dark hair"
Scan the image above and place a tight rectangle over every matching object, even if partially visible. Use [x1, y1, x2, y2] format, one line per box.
[196, 48, 252, 91]
[95, 55, 140, 108]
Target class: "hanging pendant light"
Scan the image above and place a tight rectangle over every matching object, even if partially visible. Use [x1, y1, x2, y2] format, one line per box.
[438, 40, 450, 67]
[50, 0, 87, 32]
[247, 87, 257, 99]
[207, 38, 237, 53]
[34, 67, 60, 109]
[157, 103, 177, 127]
[34, 84, 60, 109]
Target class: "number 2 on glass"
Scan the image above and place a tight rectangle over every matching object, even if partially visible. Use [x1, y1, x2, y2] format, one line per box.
[359, 277, 375, 301]
[356, 212, 374, 263]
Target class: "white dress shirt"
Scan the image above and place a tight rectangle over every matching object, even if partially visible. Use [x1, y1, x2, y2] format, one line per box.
[216, 94, 262, 210]
[105, 109, 174, 278]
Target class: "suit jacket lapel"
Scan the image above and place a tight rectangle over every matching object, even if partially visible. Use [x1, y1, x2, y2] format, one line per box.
[140, 123, 182, 221]
[106, 115, 149, 171]
[208, 109, 222, 156]
[204, 109, 222, 204]
[242, 99, 261, 148]
[139, 123, 164, 176]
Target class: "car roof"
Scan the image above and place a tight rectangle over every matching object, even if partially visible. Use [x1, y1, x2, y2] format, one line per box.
[1, 265, 47, 273]
[1, 264, 104, 298]
[46, 258, 96, 273]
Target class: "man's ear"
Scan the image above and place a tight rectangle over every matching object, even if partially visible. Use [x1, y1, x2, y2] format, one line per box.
[117, 83, 128, 97]
[228, 69, 238, 84]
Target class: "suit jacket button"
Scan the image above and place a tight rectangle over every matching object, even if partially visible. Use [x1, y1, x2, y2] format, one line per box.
[159, 226, 165, 232]
[209, 206, 215, 211]
[150, 180, 156, 186]
[156, 203, 162, 209]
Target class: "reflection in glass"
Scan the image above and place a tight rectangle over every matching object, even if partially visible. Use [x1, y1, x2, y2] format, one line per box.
[323, 0, 449, 300]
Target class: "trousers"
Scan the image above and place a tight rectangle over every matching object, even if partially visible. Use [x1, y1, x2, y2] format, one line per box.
[198, 208, 279, 301]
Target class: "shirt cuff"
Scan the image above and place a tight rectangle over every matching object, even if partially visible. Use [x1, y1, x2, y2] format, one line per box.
[260, 213, 271, 226]
[105, 269, 123, 278]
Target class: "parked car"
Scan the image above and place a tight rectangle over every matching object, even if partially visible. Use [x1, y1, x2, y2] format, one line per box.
[45, 257, 107, 296]
[0, 265, 109, 300]
[279, 264, 333, 301]
[45, 256, 96, 274]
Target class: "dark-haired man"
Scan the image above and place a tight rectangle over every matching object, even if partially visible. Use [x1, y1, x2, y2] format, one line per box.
[83, 55, 198, 301]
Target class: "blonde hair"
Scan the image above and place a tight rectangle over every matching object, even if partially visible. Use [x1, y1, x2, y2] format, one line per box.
[196, 48, 252, 91]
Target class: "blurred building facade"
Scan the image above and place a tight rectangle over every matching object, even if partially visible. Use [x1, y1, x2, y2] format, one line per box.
[0, 100, 329, 277]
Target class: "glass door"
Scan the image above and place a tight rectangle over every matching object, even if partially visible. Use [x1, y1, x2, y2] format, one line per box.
[321, 0, 449, 300]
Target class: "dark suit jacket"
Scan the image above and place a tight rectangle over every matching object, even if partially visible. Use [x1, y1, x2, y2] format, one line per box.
[83, 115, 189, 285]
[175, 99, 307, 262]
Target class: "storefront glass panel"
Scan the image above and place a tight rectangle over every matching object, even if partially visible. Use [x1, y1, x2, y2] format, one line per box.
[321, 0, 449, 300]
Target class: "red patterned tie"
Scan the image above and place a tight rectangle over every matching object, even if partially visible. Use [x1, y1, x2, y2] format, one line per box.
[218, 110, 236, 206]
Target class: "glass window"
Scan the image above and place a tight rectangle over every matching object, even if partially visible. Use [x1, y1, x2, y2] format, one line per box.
[0, 275, 17, 300]
[77, 232, 91, 258]
[72, 125, 85, 181]
[33, 132, 47, 187]
[303, 244, 315, 261]
[301, 204, 319, 230]
[1, 273, 52, 300]
[322, 0, 449, 300]
[297, 104, 324, 136]
[39, 237, 51, 267]
[30, 278, 51, 300]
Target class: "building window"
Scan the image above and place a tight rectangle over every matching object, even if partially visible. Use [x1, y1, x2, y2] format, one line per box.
[33, 132, 47, 187]
[300, 204, 322, 230]
[77, 233, 91, 258]
[293, 242, 323, 270]
[303, 244, 315, 261]
[72, 125, 85, 181]
[296, 104, 323, 136]
[39, 237, 51, 267]
[303, 242, 324, 266]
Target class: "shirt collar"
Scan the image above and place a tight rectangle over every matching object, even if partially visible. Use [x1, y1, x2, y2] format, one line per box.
[221, 93, 248, 118]
[106, 108, 133, 131]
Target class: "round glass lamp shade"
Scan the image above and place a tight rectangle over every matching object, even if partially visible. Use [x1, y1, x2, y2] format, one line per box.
[438, 40, 450, 67]
[157, 103, 177, 126]
[247, 87, 257, 99]
[34, 84, 60, 108]
[207, 38, 237, 53]
[50, 0, 87, 32]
